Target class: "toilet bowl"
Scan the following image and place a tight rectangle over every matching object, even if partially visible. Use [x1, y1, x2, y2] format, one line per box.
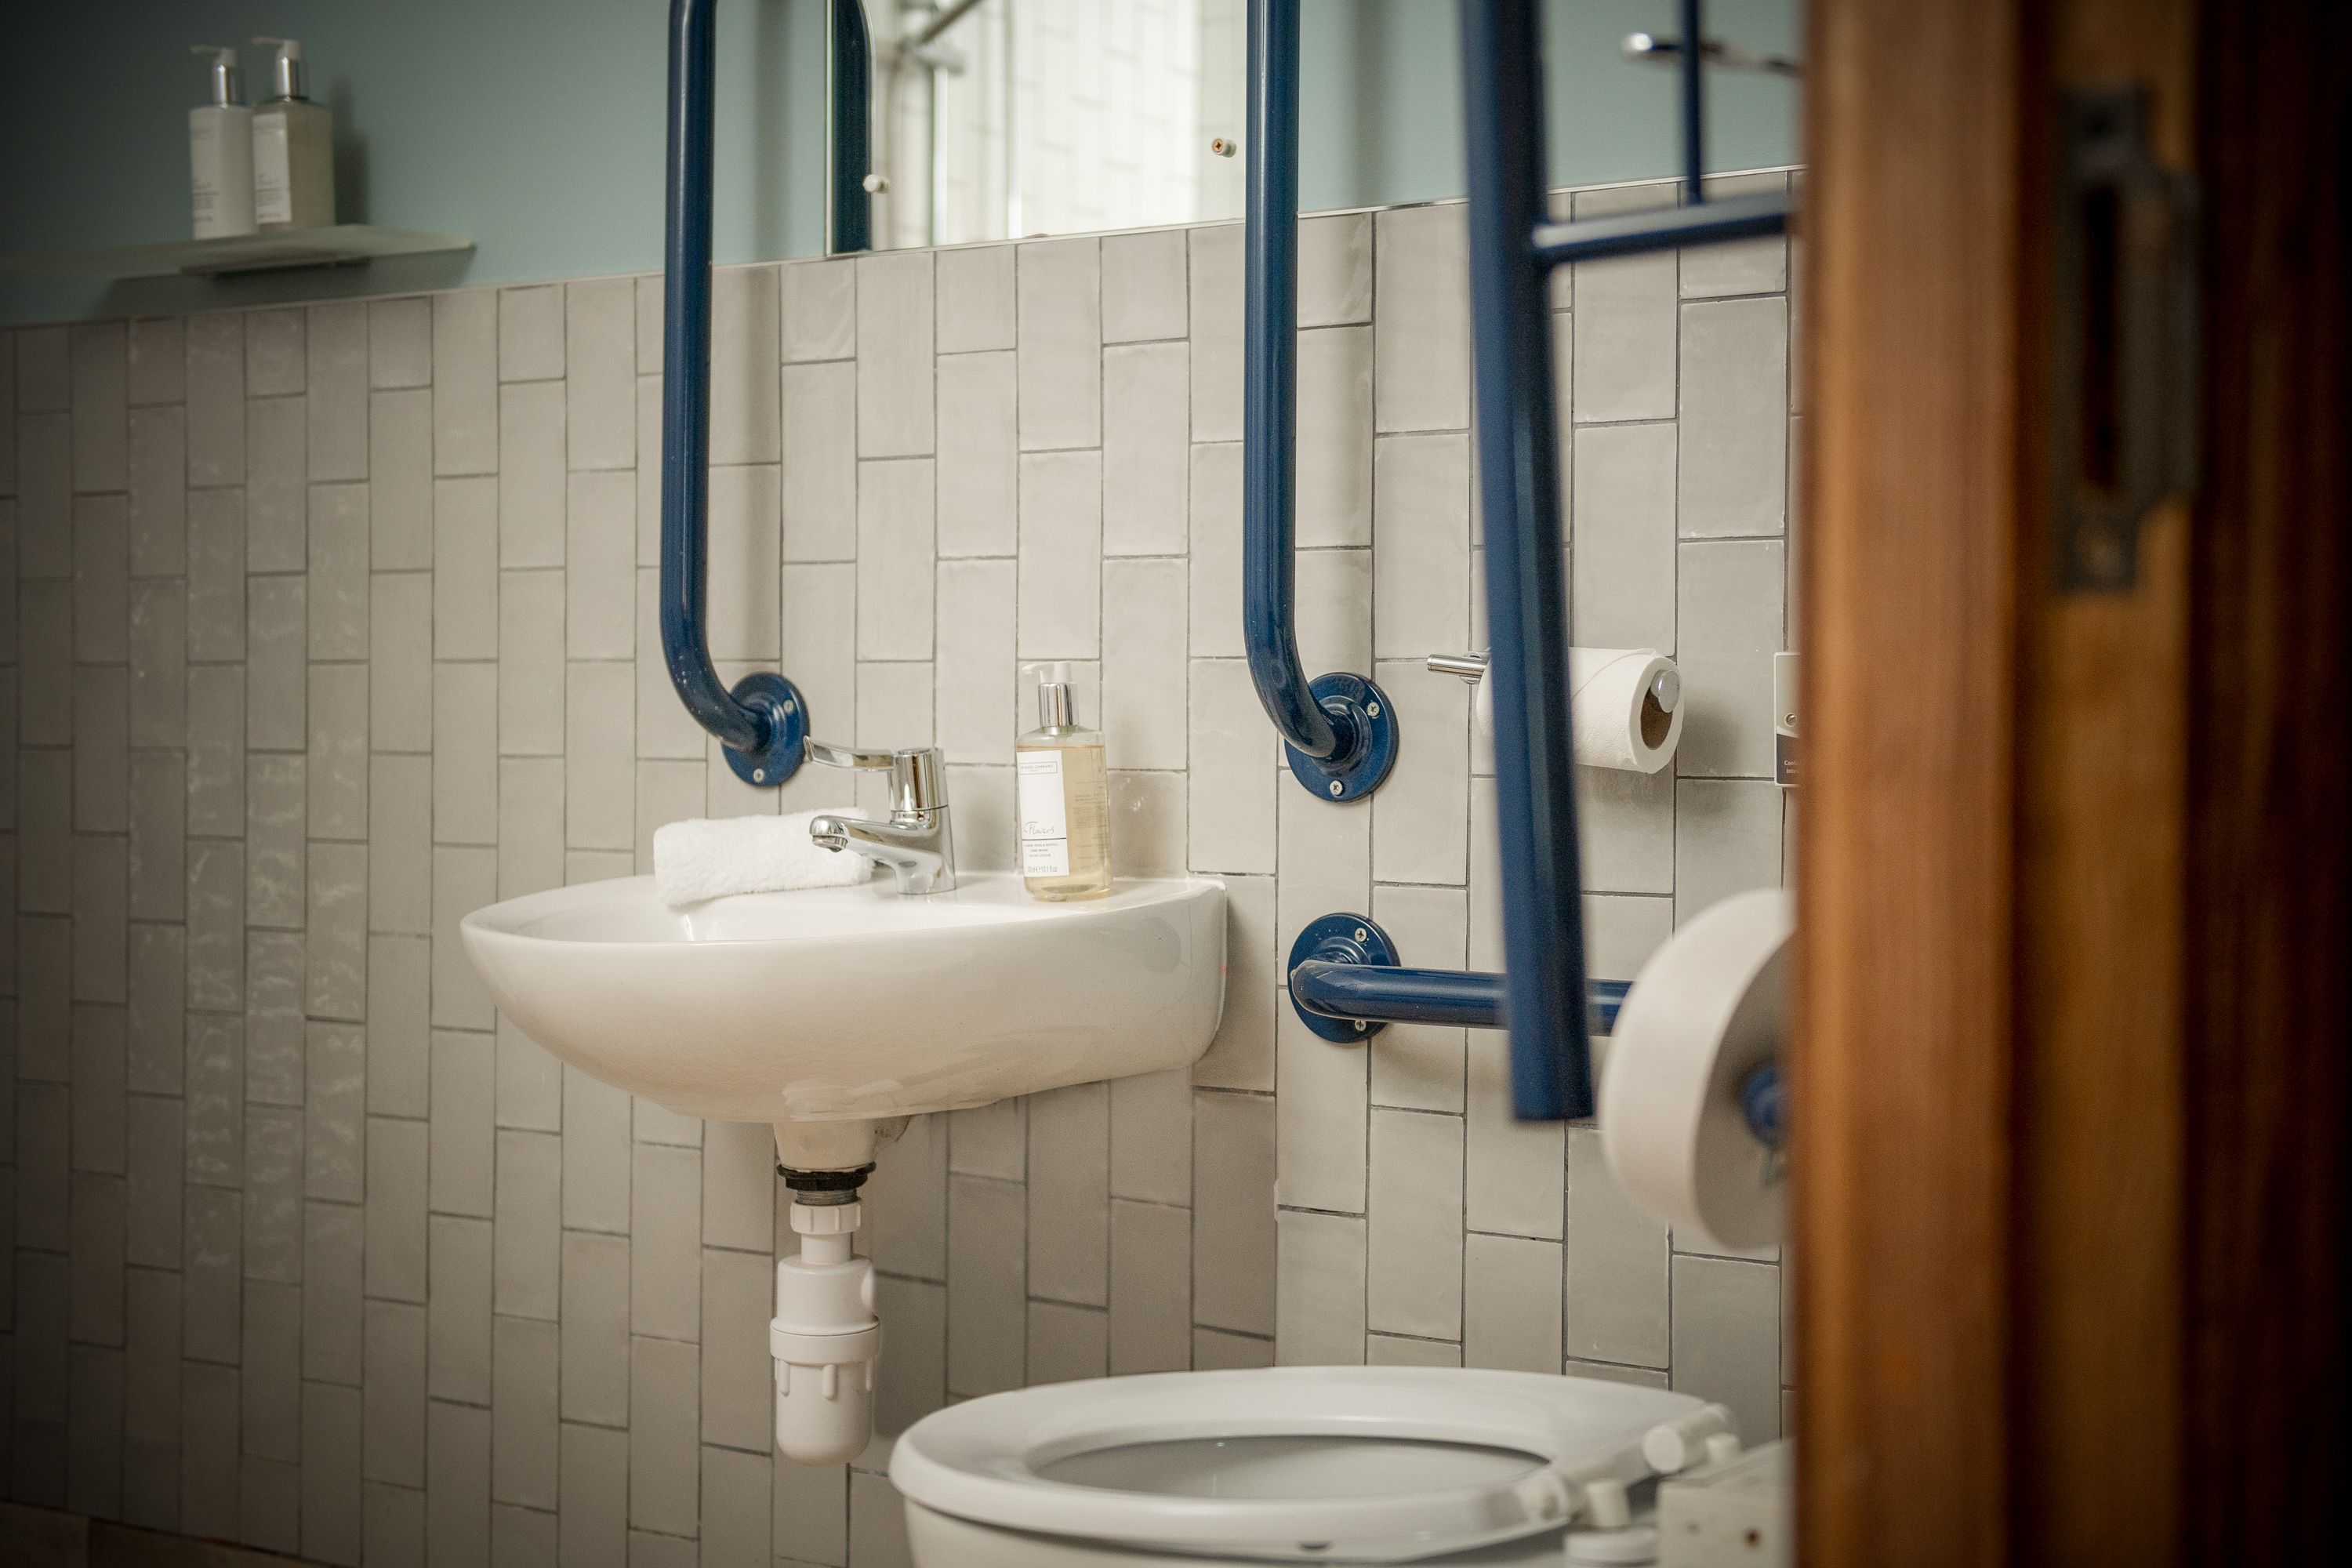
[889, 1366, 1730, 1566]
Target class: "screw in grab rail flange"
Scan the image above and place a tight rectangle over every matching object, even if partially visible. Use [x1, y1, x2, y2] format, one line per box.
[1327, 779, 1344, 797]
[1353, 927, 1369, 942]
[1366, 702, 1381, 718]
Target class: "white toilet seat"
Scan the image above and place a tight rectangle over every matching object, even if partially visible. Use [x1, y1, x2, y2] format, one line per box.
[890, 1367, 1714, 1564]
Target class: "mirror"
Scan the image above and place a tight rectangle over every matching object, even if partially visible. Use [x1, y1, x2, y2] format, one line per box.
[834, 0, 1247, 250]
[827, 0, 1804, 256]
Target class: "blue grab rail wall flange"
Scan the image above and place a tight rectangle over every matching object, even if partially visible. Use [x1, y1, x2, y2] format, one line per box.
[662, 0, 811, 789]
[1243, 0, 1399, 803]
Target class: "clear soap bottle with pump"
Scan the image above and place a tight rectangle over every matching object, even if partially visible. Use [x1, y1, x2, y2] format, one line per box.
[249, 37, 335, 230]
[1016, 662, 1112, 901]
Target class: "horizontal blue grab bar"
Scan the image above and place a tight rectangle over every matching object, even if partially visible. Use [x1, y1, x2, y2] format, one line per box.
[1285, 918, 1783, 1152]
[662, 0, 808, 787]
[1241, 0, 1396, 803]
[1290, 953, 1781, 1151]
[1288, 960, 1631, 1037]
[1531, 190, 1793, 268]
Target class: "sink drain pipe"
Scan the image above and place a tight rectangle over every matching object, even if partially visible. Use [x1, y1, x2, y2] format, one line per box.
[772, 1167, 880, 1465]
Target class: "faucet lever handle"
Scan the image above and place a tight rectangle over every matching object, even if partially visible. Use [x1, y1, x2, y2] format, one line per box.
[889, 748, 948, 815]
[806, 741, 948, 817]
[804, 739, 896, 771]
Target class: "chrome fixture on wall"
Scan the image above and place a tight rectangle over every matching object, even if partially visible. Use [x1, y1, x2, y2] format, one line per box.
[662, 0, 812, 786]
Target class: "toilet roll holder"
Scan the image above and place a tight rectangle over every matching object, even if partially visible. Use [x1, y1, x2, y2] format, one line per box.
[1428, 649, 1684, 750]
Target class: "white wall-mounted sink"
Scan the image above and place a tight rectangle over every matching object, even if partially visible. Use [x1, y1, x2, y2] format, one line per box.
[463, 873, 1227, 1168]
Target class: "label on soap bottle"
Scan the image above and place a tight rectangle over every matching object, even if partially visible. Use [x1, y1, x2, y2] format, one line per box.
[1016, 750, 1071, 877]
[252, 115, 292, 225]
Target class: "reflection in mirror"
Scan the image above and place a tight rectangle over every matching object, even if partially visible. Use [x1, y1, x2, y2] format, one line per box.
[848, 0, 1246, 250]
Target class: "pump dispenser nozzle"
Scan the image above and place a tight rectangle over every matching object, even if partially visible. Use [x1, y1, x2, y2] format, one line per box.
[252, 37, 307, 100]
[1022, 662, 1076, 728]
[191, 45, 244, 107]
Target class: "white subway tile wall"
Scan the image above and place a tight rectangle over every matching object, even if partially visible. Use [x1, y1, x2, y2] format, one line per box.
[0, 171, 1795, 1562]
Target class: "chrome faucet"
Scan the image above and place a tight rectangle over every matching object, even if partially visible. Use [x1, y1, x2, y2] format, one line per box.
[804, 742, 957, 895]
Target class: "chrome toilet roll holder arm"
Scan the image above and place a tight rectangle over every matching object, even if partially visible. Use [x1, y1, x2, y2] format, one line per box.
[1426, 650, 1683, 722]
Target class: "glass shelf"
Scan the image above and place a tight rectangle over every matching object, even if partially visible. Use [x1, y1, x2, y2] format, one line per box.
[2, 225, 473, 279]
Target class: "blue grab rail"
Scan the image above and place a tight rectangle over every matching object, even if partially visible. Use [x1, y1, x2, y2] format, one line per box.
[829, 0, 872, 253]
[662, 0, 809, 787]
[1284, 915, 1782, 1151]
[1457, 0, 1794, 1118]
[1290, 956, 1632, 1040]
[1285, 914, 1625, 1045]
[1460, 0, 1595, 1120]
[1242, 0, 1397, 803]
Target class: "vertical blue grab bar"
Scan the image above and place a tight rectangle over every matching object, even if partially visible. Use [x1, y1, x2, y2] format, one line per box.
[829, 0, 872, 254]
[1458, 0, 1595, 1120]
[662, 0, 809, 787]
[1242, 0, 1398, 803]
[1676, 0, 1707, 198]
[1454, 0, 1791, 1118]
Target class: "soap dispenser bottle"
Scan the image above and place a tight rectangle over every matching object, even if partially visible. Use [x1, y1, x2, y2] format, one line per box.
[189, 46, 256, 239]
[1016, 663, 1112, 900]
[250, 37, 335, 230]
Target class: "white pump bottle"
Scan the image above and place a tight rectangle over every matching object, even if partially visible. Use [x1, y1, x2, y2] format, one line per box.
[189, 46, 256, 239]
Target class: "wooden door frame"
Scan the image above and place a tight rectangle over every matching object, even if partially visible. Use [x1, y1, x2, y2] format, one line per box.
[1793, 1, 2347, 1561]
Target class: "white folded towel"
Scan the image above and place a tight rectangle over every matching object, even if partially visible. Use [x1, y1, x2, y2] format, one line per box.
[653, 808, 877, 906]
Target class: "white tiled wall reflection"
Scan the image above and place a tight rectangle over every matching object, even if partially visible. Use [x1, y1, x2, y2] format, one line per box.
[0, 170, 1796, 1564]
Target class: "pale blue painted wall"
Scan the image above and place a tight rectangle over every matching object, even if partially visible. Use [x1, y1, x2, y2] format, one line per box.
[0, 0, 1796, 326]
[0, 0, 830, 325]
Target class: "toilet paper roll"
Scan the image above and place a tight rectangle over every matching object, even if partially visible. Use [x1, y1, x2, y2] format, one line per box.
[1599, 889, 1791, 1253]
[1467, 648, 1683, 772]
[1569, 648, 1682, 772]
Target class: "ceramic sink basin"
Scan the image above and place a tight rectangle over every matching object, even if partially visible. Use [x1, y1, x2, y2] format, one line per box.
[463, 873, 1226, 1167]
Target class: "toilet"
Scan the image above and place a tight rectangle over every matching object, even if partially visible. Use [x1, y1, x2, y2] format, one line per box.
[889, 1366, 1732, 1566]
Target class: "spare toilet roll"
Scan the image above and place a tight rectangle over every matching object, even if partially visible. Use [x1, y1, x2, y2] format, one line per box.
[1469, 648, 1683, 771]
[1599, 888, 1791, 1253]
